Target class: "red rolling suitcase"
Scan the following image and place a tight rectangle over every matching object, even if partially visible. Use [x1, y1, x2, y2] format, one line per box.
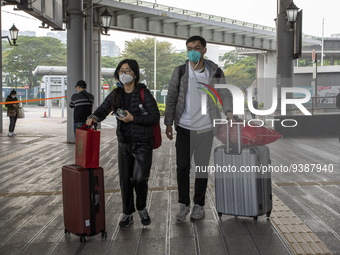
[62, 165, 107, 242]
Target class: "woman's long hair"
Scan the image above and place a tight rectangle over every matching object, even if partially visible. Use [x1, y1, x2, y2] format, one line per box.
[112, 59, 140, 112]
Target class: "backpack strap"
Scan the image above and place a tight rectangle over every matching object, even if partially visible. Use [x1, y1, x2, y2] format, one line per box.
[177, 64, 186, 92]
[178, 64, 186, 79]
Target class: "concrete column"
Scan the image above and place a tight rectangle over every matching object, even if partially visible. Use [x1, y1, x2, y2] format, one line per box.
[94, 30, 101, 108]
[67, 0, 84, 143]
[85, 2, 101, 110]
[257, 51, 277, 112]
[276, 0, 295, 89]
[85, 1, 93, 94]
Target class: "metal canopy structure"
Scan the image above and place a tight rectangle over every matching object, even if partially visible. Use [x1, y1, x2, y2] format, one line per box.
[94, 0, 320, 50]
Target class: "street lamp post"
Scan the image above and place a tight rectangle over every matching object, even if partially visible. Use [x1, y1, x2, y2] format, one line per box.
[276, 0, 300, 115]
[99, 8, 112, 35]
[0, 13, 19, 133]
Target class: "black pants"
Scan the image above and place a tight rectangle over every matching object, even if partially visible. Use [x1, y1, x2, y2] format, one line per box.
[74, 122, 85, 136]
[175, 126, 213, 206]
[9, 116, 17, 132]
[118, 140, 153, 215]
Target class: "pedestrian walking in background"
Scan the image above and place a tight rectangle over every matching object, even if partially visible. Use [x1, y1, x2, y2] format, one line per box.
[251, 97, 258, 119]
[5, 89, 19, 137]
[164, 35, 233, 222]
[86, 59, 160, 228]
[69, 80, 94, 135]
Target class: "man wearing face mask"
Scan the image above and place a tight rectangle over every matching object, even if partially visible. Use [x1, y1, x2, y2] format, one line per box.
[165, 35, 233, 222]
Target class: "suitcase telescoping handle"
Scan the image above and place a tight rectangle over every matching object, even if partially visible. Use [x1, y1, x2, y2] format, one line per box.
[225, 116, 242, 154]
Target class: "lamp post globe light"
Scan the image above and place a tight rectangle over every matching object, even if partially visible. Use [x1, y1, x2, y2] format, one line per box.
[9, 24, 19, 45]
[1, 23, 19, 46]
[286, 2, 299, 30]
[100, 9, 112, 35]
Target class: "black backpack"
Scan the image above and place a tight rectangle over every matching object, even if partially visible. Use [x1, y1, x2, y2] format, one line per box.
[336, 93, 340, 108]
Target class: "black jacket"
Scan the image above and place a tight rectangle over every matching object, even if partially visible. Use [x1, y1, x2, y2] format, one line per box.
[69, 90, 94, 122]
[92, 83, 160, 143]
[5, 96, 19, 116]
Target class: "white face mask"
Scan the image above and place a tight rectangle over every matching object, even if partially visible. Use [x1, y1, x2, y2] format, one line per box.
[119, 73, 134, 85]
[11, 95, 16, 98]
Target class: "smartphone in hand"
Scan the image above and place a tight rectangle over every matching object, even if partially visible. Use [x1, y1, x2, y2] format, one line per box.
[114, 108, 127, 118]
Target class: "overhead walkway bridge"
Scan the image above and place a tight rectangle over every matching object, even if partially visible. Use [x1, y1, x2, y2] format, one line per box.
[94, 0, 320, 50]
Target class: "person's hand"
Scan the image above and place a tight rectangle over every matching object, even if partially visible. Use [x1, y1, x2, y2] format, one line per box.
[86, 118, 96, 126]
[119, 110, 134, 123]
[166, 125, 173, 140]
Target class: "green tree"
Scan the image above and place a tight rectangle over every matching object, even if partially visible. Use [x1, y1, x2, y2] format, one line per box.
[224, 64, 252, 90]
[297, 59, 313, 67]
[172, 51, 188, 69]
[222, 50, 256, 89]
[101, 56, 121, 88]
[120, 37, 180, 90]
[222, 50, 243, 69]
[101, 56, 120, 68]
[3, 36, 66, 88]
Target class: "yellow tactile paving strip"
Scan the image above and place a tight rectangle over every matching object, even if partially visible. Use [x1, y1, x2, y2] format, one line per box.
[271, 194, 333, 255]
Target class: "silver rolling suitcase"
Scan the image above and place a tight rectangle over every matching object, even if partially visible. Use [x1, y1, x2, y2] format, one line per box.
[214, 124, 272, 222]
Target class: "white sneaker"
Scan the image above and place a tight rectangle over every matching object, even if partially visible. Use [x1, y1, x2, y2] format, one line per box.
[190, 204, 205, 220]
[12, 132, 16, 136]
[176, 204, 190, 222]
[8, 132, 13, 137]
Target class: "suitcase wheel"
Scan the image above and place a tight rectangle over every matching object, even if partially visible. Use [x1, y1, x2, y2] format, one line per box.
[64, 229, 70, 235]
[253, 216, 258, 222]
[266, 211, 271, 218]
[101, 231, 107, 240]
[218, 212, 222, 219]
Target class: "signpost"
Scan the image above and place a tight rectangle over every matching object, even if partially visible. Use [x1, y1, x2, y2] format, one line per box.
[312, 50, 317, 111]
[102, 84, 109, 102]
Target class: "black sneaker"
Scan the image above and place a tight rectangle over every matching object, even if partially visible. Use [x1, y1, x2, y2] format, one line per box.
[138, 208, 151, 226]
[119, 214, 133, 227]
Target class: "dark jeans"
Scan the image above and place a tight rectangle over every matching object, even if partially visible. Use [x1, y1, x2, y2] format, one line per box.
[9, 116, 18, 132]
[175, 126, 213, 206]
[74, 122, 85, 136]
[118, 140, 153, 215]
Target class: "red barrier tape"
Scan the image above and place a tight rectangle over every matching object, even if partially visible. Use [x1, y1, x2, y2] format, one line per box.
[0, 96, 67, 105]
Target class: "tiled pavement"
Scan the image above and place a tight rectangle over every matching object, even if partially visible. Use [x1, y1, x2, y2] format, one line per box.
[0, 108, 339, 255]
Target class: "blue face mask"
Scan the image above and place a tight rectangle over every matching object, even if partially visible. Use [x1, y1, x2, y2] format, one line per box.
[187, 49, 202, 63]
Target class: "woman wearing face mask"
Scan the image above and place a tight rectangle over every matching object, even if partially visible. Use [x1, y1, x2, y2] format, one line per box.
[86, 59, 160, 228]
[5, 89, 19, 137]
